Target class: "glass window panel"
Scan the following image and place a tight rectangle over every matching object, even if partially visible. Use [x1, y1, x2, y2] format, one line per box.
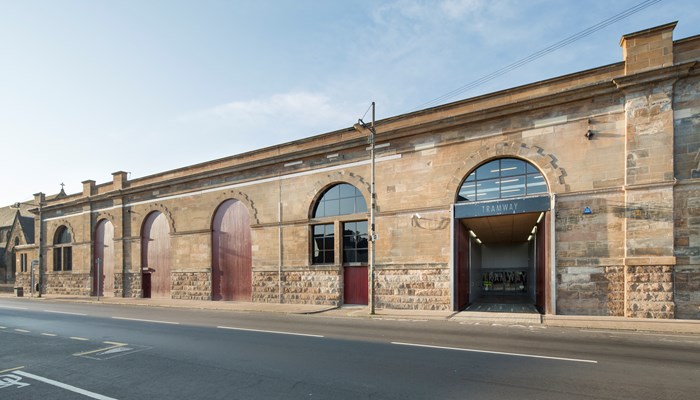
[325, 224, 334, 236]
[344, 249, 356, 263]
[314, 225, 326, 236]
[357, 249, 368, 263]
[339, 197, 355, 215]
[324, 200, 339, 217]
[64, 247, 72, 271]
[313, 202, 325, 218]
[527, 163, 539, 174]
[54, 249, 61, 271]
[355, 197, 367, 213]
[476, 160, 500, 180]
[325, 185, 340, 200]
[527, 174, 548, 194]
[500, 159, 526, 177]
[465, 172, 476, 182]
[458, 184, 476, 202]
[499, 176, 525, 198]
[355, 221, 368, 234]
[339, 184, 356, 198]
[476, 178, 500, 200]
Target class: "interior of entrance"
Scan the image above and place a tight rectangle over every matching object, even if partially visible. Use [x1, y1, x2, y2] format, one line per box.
[456, 212, 545, 313]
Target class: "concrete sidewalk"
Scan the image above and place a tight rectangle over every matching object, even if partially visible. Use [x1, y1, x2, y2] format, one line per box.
[3, 293, 699, 334]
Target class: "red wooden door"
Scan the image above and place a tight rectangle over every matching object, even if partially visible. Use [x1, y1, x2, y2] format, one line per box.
[456, 222, 470, 310]
[142, 212, 171, 298]
[535, 211, 549, 313]
[212, 200, 252, 301]
[94, 220, 115, 297]
[344, 266, 368, 305]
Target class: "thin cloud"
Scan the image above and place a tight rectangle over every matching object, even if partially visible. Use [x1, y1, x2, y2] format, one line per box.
[179, 92, 360, 149]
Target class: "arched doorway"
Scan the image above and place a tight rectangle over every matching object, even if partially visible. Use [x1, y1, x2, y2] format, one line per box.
[310, 183, 369, 305]
[141, 212, 171, 298]
[454, 158, 551, 313]
[93, 219, 115, 297]
[212, 199, 252, 301]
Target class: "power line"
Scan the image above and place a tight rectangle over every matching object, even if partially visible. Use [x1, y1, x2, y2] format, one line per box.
[410, 0, 663, 112]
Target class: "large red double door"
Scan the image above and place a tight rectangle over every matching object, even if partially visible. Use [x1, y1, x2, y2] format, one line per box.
[212, 200, 252, 301]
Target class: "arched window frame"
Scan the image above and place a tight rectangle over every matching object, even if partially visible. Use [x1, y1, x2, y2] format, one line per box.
[310, 183, 369, 266]
[457, 157, 548, 202]
[53, 226, 73, 272]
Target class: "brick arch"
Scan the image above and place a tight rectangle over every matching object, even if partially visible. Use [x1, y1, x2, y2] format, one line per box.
[93, 211, 118, 233]
[139, 203, 176, 234]
[306, 171, 371, 218]
[445, 141, 569, 203]
[51, 220, 76, 244]
[208, 190, 259, 226]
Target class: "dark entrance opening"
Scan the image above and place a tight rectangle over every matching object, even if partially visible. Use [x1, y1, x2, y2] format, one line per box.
[454, 197, 550, 313]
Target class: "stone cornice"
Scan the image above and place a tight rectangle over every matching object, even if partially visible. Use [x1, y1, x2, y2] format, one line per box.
[612, 61, 697, 90]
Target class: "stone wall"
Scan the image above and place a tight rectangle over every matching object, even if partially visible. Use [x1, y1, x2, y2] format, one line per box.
[113, 272, 124, 297]
[626, 266, 674, 318]
[673, 182, 700, 319]
[375, 264, 451, 310]
[45, 273, 91, 296]
[171, 271, 210, 300]
[675, 270, 700, 319]
[557, 266, 624, 316]
[122, 272, 142, 298]
[278, 268, 341, 306]
[253, 270, 281, 303]
[14, 272, 31, 294]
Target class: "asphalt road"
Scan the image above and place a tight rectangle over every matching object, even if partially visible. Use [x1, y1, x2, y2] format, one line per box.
[1, 298, 698, 399]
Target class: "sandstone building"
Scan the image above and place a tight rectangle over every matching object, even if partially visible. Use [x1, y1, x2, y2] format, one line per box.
[0, 202, 34, 284]
[15, 22, 700, 319]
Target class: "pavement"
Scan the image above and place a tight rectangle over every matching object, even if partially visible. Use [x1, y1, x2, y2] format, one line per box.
[2, 291, 699, 334]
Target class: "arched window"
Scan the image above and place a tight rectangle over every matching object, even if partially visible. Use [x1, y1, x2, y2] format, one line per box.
[311, 183, 368, 265]
[457, 158, 547, 202]
[53, 226, 72, 272]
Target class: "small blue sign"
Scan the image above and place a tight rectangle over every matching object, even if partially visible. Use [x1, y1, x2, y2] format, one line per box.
[583, 207, 592, 215]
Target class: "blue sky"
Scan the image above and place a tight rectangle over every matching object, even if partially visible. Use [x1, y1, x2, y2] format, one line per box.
[1, 0, 698, 205]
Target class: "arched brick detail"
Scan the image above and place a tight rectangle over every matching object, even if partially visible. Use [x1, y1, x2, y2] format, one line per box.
[51, 220, 76, 244]
[207, 190, 260, 227]
[306, 171, 371, 218]
[445, 141, 569, 203]
[140, 203, 176, 234]
[93, 211, 117, 233]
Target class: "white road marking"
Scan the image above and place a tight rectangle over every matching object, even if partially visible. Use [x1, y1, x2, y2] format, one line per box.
[13, 370, 118, 400]
[112, 316, 179, 325]
[217, 326, 324, 338]
[14, 329, 30, 333]
[41, 333, 57, 337]
[0, 366, 24, 374]
[0, 305, 28, 310]
[74, 342, 129, 357]
[392, 342, 598, 364]
[43, 310, 87, 316]
[70, 337, 89, 341]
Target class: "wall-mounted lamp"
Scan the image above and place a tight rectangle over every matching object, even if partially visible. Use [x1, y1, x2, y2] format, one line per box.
[468, 230, 476, 238]
[584, 130, 594, 140]
[476, 238, 482, 244]
[583, 207, 592, 215]
[527, 234, 533, 241]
